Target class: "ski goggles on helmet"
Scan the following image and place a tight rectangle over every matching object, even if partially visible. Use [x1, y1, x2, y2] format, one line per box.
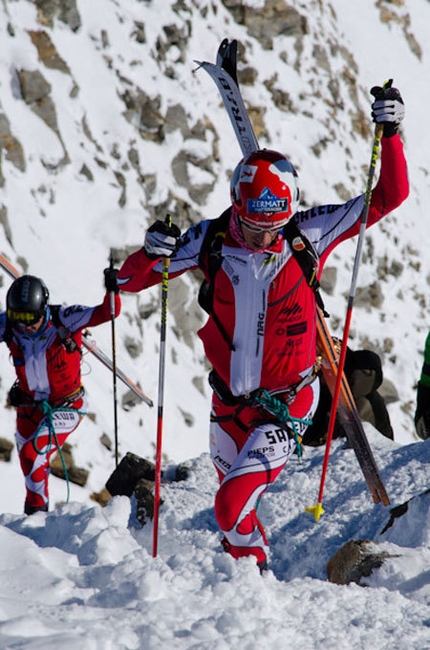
[238, 214, 285, 233]
[7, 309, 44, 325]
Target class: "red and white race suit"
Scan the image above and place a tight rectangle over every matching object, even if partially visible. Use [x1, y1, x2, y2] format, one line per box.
[0, 292, 121, 514]
[118, 134, 409, 566]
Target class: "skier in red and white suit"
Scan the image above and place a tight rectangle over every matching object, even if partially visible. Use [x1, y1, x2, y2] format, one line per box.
[118, 84, 408, 571]
[0, 270, 120, 515]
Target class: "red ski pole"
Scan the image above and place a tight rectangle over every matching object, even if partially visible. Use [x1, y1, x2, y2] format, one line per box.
[307, 118, 385, 522]
[152, 215, 171, 557]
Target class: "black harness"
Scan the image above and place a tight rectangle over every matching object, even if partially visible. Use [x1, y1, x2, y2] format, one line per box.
[198, 208, 327, 336]
[5, 305, 83, 409]
[197, 209, 327, 410]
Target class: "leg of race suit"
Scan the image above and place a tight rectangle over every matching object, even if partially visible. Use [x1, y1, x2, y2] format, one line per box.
[214, 421, 295, 564]
[210, 381, 319, 565]
[15, 399, 85, 514]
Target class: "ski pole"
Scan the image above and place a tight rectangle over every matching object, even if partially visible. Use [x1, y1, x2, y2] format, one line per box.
[108, 257, 120, 468]
[307, 115, 385, 522]
[152, 214, 172, 558]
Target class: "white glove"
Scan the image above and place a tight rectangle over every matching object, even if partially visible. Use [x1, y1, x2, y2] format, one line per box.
[371, 82, 405, 137]
[144, 220, 181, 259]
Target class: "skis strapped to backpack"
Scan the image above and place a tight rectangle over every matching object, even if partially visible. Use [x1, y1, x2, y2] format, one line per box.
[194, 39, 259, 157]
[196, 38, 390, 506]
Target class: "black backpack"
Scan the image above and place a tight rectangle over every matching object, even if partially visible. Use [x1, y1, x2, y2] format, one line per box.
[197, 208, 328, 341]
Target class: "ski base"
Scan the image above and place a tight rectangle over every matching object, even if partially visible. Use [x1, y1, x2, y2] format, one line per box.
[195, 38, 259, 158]
[316, 309, 390, 506]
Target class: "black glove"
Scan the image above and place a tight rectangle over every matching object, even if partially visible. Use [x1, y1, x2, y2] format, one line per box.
[144, 220, 181, 260]
[414, 382, 430, 440]
[371, 80, 405, 137]
[104, 266, 119, 294]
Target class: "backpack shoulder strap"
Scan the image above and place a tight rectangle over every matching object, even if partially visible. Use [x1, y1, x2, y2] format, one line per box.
[197, 207, 231, 314]
[198, 207, 231, 276]
[49, 304, 81, 354]
[283, 219, 328, 315]
[3, 318, 13, 345]
[197, 207, 235, 351]
[49, 304, 62, 327]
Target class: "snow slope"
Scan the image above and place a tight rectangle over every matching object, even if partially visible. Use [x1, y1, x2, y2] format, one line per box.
[0, 429, 429, 649]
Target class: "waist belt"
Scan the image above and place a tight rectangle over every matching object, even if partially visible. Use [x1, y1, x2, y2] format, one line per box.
[208, 367, 317, 408]
[51, 386, 85, 409]
[11, 383, 85, 410]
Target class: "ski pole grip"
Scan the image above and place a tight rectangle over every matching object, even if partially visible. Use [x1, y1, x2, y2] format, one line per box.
[163, 214, 172, 270]
[372, 79, 392, 141]
[374, 123, 384, 140]
[108, 255, 117, 316]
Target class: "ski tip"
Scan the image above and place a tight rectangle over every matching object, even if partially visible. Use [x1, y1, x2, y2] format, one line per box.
[192, 59, 205, 74]
[216, 38, 238, 84]
[305, 502, 325, 521]
[216, 37, 232, 63]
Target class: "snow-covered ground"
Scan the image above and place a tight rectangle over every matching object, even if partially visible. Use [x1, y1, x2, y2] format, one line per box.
[0, 429, 429, 649]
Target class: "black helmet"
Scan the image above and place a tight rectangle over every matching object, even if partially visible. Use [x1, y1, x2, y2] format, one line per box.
[6, 275, 49, 325]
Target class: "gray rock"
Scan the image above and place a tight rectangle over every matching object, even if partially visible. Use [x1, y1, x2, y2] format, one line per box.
[327, 539, 397, 585]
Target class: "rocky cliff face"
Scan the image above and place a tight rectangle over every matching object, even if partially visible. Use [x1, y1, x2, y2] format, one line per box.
[0, 0, 429, 471]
